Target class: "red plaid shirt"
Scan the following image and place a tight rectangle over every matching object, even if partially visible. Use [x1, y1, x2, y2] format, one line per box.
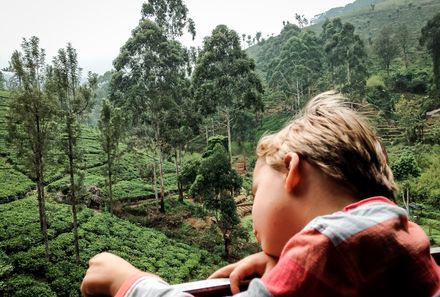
[262, 197, 440, 297]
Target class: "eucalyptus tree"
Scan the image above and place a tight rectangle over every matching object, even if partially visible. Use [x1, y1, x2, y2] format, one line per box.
[420, 12, 440, 92]
[374, 26, 399, 76]
[51, 43, 97, 262]
[321, 18, 367, 94]
[98, 99, 124, 213]
[0, 70, 5, 89]
[190, 138, 241, 258]
[192, 25, 264, 159]
[397, 24, 410, 69]
[268, 30, 323, 111]
[141, 0, 195, 40]
[110, 0, 195, 212]
[6, 36, 56, 260]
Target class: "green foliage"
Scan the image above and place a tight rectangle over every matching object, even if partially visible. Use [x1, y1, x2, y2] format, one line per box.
[394, 95, 426, 143]
[0, 158, 34, 203]
[366, 75, 386, 89]
[141, 0, 195, 40]
[268, 29, 324, 110]
[98, 99, 124, 211]
[190, 141, 241, 257]
[179, 155, 201, 191]
[4, 275, 57, 297]
[321, 18, 368, 94]
[112, 179, 154, 201]
[365, 84, 394, 116]
[420, 12, 440, 91]
[0, 196, 225, 296]
[413, 148, 440, 208]
[373, 26, 399, 75]
[391, 150, 421, 181]
[388, 70, 430, 94]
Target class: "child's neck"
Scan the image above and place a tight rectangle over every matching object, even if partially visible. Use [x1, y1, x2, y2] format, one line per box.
[298, 163, 357, 224]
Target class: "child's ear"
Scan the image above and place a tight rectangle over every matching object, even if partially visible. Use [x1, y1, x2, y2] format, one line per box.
[284, 152, 300, 193]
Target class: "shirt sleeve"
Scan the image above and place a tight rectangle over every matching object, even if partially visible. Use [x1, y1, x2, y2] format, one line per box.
[236, 278, 273, 297]
[115, 275, 193, 297]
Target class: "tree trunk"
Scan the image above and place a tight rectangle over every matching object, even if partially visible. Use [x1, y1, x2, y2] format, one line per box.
[434, 50, 440, 91]
[175, 149, 184, 202]
[108, 157, 113, 214]
[158, 145, 165, 213]
[223, 231, 231, 260]
[155, 123, 165, 213]
[67, 118, 80, 263]
[153, 161, 158, 201]
[36, 119, 49, 260]
[205, 125, 209, 145]
[36, 166, 49, 260]
[226, 110, 232, 162]
[296, 78, 300, 110]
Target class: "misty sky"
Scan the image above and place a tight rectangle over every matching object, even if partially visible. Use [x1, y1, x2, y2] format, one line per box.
[1, 0, 354, 75]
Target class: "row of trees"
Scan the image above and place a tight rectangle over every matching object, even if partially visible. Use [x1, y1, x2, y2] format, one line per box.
[109, 0, 263, 210]
[5, 0, 265, 261]
[5, 2, 440, 262]
[256, 12, 440, 113]
[6, 37, 124, 262]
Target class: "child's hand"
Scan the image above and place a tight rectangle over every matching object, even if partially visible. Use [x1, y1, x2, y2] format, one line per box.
[208, 252, 278, 295]
[81, 252, 157, 296]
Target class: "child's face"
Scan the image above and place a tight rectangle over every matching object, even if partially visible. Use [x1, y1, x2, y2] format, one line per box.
[251, 158, 303, 257]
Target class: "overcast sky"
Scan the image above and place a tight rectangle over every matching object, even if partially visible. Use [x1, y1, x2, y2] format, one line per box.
[1, 0, 354, 75]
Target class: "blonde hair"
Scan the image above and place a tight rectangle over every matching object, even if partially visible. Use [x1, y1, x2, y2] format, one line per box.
[257, 91, 397, 200]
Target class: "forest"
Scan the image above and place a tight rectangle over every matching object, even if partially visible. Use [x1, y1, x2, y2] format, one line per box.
[0, 0, 439, 295]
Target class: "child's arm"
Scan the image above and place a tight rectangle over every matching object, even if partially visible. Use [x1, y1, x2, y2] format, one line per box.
[209, 251, 278, 295]
[81, 252, 158, 296]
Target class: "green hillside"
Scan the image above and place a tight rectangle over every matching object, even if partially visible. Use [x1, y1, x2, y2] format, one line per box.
[0, 196, 223, 296]
[248, 0, 440, 74]
[1, 0, 439, 295]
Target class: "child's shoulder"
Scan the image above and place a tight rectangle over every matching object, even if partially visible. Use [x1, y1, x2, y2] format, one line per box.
[305, 196, 407, 246]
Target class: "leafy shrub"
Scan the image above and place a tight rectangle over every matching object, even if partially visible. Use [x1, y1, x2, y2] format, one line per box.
[389, 70, 430, 94]
[4, 275, 57, 297]
[112, 179, 154, 201]
[391, 150, 421, 181]
[0, 158, 34, 203]
[366, 75, 386, 89]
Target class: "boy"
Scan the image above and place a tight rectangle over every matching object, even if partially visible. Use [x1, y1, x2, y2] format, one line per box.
[81, 91, 440, 297]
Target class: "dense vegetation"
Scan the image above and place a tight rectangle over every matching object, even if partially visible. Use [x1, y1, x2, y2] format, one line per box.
[0, 0, 439, 295]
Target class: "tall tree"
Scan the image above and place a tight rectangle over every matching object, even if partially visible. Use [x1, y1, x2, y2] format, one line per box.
[111, 1, 193, 212]
[374, 26, 399, 76]
[396, 24, 410, 69]
[268, 30, 323, 111]
[50, 43, 97, 263]
[420, 12, 440, 92]
[141, 0, 195, 40]
[6, 36, 56, 260]
[98, 99, 124, 214]
[190, 137, 241, 258]
[192, 25, 264, 159]
[321, 18, 368, 94]
[0, 70, 5, 90]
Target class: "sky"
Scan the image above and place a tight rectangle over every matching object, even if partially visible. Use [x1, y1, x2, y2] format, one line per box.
[1, 0, 354, 75]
